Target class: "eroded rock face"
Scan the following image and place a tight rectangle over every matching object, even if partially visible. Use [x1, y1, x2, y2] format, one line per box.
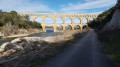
[0, 37, 49, 56]
[2, 49, 16, 57]
[103, 9, 120, 31]
[0, 42, 13, 52]
[0, 37, 46, 66]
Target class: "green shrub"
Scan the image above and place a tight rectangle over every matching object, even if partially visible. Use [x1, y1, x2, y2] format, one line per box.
[0, 10, 42, 29]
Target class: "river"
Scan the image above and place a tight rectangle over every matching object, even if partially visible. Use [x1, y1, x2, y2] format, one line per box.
[0, 30, 63, 45]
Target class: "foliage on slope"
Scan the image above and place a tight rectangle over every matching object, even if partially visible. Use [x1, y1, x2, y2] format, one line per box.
[98, 31, 120, 67]
[88, 5, 120, 67]
[88, 6, 117, 31]
[0, 10, 42, 30]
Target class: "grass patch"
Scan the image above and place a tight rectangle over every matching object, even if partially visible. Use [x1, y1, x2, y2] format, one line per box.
[102, 42, 120, 67]
[98, 31, 120, 67]
[67, 36, 73, 40]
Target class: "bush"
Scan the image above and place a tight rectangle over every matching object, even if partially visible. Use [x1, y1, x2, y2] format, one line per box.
[0, 10, 42, 30]
[88, 6, 117, 31]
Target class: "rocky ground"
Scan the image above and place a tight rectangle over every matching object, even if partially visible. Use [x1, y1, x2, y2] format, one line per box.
[0, 29, 88, 67]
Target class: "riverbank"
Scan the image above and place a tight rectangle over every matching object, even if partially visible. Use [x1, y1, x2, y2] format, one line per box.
[7, 34, 30, 38]
[1, 30, 64, 39]
[0, 29, 89, 67]
[0, 30, 63, 46]
[1, 29, 43, 39]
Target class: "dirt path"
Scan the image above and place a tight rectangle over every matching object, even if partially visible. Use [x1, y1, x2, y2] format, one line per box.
[42, 30, 114, 67]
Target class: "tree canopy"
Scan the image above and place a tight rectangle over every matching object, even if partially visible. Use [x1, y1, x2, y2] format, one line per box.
[88, 6, 117, 31]
[0, 10, 42, 29]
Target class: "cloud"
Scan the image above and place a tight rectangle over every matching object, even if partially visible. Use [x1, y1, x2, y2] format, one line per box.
[61, 10, 86, 14]
[85, 0, 96, 2]
[60, 0, 116, 13]
[0, 0, 56, 12]
[0, 0, 116, 14]
[87, 11, 103, 14]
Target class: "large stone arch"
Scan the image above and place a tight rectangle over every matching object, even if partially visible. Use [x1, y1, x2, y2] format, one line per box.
[29, 16, 38, 22]
[45, 25, 54, 31]
[56, 25, 63, 31]
[56, 18, 63, 24]
[45, 18, 54, 24]
[35, 17, 43, 24]
[65, 18, 72, 24]
[82, 18, 88, 24]
[82, 25, 88, 29]
[74, 25, 81, 30]
[17, 12, 99, 32]
[29, 16, 33, 22]
[74, 18, 80, 24]
[65, 25, 72, 30]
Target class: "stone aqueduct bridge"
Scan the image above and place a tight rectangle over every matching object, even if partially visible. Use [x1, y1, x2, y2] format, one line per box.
[17, 12, 98, 32]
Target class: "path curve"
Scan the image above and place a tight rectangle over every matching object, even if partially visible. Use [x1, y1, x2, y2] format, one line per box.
[42, 30, 114, 67]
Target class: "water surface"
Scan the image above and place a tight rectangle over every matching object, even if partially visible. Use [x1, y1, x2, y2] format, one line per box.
[0, 30, 62, 45]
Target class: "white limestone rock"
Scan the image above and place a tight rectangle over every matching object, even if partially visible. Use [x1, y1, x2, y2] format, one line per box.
[11, 38, 21, 44]
[11, 37, 26, 44]
[0, 42, 13, 52]
[2, 49, 16, 56]
[103, 9, 120, 31]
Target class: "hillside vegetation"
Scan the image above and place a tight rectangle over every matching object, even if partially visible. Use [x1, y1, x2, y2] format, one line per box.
[88, 6, 117, 31]
[88, 5, 120, 67]
[0, 10, 42, 36]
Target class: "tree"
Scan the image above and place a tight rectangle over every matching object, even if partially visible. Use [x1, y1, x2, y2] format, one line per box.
[0, 9, 42, 31]
[11, 11, 17, 16]
[0, 10, 2, 13]
[88, 6, 117, 31]
[24, 15, 30, 21]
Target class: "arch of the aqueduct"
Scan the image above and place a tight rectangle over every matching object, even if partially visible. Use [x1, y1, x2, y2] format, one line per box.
[18, 13, 98, 32]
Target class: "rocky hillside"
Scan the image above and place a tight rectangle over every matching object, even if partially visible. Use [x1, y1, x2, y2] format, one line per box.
[88, 5, 120, 67]
[103, 9, 120, 31]
[88, 6, 117, 31]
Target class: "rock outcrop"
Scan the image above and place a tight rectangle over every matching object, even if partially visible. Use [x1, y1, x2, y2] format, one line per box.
[103, 9, 120, 31]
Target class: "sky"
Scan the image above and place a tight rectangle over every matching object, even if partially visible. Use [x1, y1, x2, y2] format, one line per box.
[0, 0, 116, 14]
[0, 0, 117, 24]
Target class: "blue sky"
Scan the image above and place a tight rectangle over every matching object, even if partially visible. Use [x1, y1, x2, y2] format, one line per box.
[0, 0, 117, 14]
[0, 0, 117, 24]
